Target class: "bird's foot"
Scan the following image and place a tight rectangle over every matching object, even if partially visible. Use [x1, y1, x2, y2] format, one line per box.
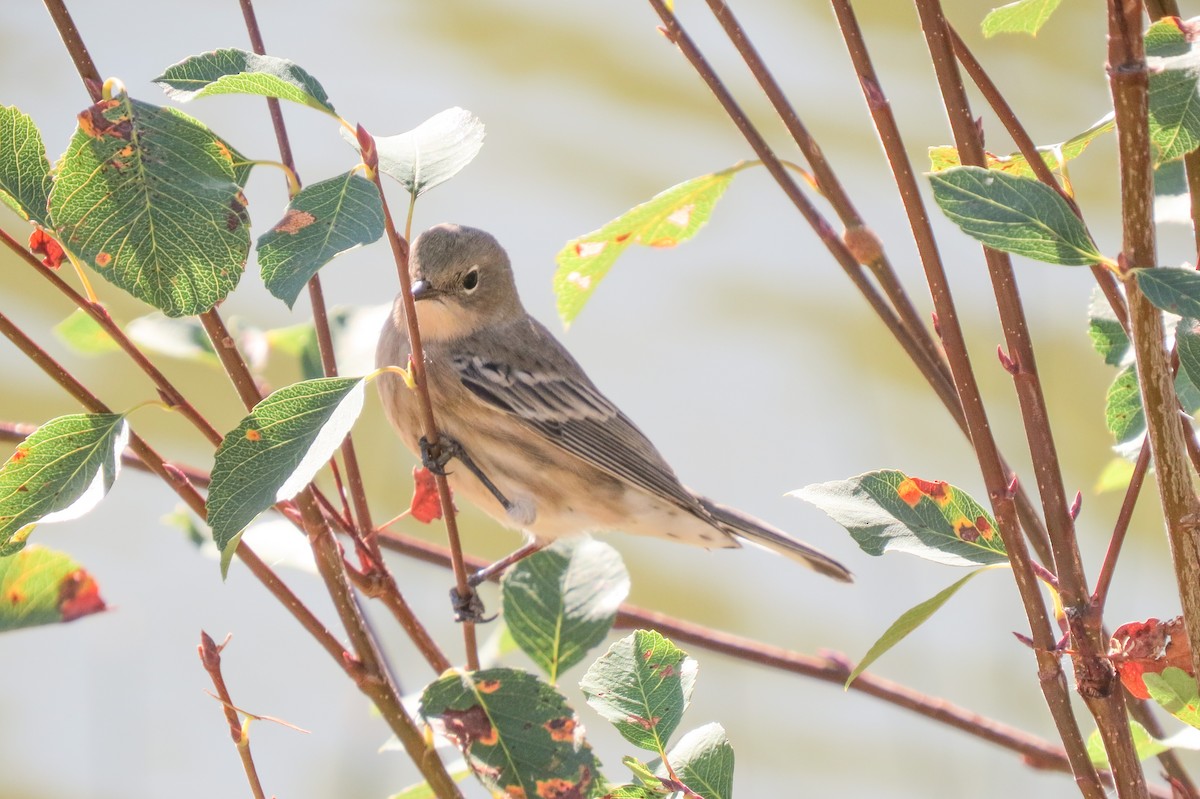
[450, 586, 495, 624]
[419, 435, 460, 476]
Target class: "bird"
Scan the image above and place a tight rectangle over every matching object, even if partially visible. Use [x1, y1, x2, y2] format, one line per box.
[375, 223, 852, 583]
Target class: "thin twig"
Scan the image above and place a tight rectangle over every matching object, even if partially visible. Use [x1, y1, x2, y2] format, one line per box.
[359, 129, 480, 671]
[198, 632, 268, 799]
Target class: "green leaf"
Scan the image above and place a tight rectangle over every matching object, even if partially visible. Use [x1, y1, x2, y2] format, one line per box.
[1087, 288, 1130, 366]
[206, 377, 366, 569]
[49, 93, 251, 317]
[0, 545, 107, 631]
[257, 171, 384, 307]
[54, 309, 120, 356]
[928, 166, 1102, 265]
[667, 723, 733, 799]
[792, 470, 1006, 566]
[0, 413, 128, 555]
[386, 769, 473, 799]
[981, 0, 1062, 37]
[1095, 457, 1136, 493]
[154, 48, 337, 116]
[1104, 360, 1200, 444]
[1135, 267, 1200, 319]
[1144, 667, 1200, 729]
[1155, 159, 1191, 225]
[1147, 19, 1200, 164]
[580, 630, 696, 753]
[419, 667, 603, 798]
[928, 115, 1113, 178]
[0, 105, 52, 225]
[1086, 719, 1184, 768]
[1179, 320, 1200, 396]
[502, 539, 630, 683]
[127, 313, 220, 363]
[554, 168, 738, 327]
[1105, 365, 1144, 444]
[845, 568, 994, 687]
[346, 108, 485, 197]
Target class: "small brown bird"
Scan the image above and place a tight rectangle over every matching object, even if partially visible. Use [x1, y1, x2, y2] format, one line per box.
[376, 223, 851, 583]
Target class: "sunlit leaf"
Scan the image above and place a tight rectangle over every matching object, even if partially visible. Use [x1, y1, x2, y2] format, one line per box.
[1088, 720, 1200, 768]
[49, 92, 251, 317]
[257, 171, 384, 307]
[502, 539, 630, 683]
[0, 413, 128, 555]
[0, 105, 52, 225]
[667, 723, 733, 799]
[981, 0, 1062, 37]
[845, 568, 996, 686]
[1155, 158, 1192, 225]
[207, 377, 366, 570]
[419, 667, 602, 798]
[155, 48, 337, 116]
[929, 115, 1113, 178]
[792, 470, 1006, 566]
[1144, 667, 1200, 729]
[0, 545, 106, 631]
[1146, 19, 1200, 164]
[928, 166, 1102, 266]
[54, 309, 119, 356]
[580, 630, 696, 753]
[554, 168, 738, 327]
[344, 108, 485, 197]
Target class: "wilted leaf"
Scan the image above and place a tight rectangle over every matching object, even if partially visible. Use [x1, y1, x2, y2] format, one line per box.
[846, 568, 996, 686]
[928, 115, 1113, 179]
[207, 377, 366, 568]
[345, 108, 485, 197]
[419, 667, 602, 798]
[257, 171, 384, 307]
[554, 168, 738, 327]
[1110, 617, 1194, 700]
[155, 48, 337, 116]
[981, 0, 1062, 37]
[0, 105, 52, 226]
[580, 630, 696, 753]
[502, 539, 630, 682]
[0, 413, 128, 555]
[28, 227, 66, 269]
[792, 470, 1006, 566]
[49, 92, 251, 317]
[0, 545, 106, 631]
[928, 166, 1103, 266]
[409, 466, 444, 524]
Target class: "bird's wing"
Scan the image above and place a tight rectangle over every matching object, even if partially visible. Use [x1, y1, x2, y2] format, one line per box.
[448, 323, 704, 514]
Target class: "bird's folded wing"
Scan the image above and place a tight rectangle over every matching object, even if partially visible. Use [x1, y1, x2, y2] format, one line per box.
[450, 352, 703, 513]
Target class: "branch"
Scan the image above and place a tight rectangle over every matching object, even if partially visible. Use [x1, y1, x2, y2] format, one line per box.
[198, 632, 268, 799]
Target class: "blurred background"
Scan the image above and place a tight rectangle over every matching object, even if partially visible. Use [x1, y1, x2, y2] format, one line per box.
[0, 1, 1192, 796]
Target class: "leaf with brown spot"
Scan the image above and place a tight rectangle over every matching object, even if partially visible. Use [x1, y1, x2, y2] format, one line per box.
[420, 667, 602, 798]
[580, 630, 695, 754]
[0, 545, 107, 631]
[1111, 617, 1194, 699]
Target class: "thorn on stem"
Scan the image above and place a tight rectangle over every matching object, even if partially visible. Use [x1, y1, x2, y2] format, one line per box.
[974, 116, 986, 147]
[1069, 491, 1082, 521]
[862, 77, 887, 109]
[1005, 473, 1019, 499]
[997, 345, 1019, 375]
[356, 124, 378, 171]
[1012, 631, 1036, 649]
[931, 312, 942, 340]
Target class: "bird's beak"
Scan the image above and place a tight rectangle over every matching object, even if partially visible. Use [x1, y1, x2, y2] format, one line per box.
[411, 279, 437, 301]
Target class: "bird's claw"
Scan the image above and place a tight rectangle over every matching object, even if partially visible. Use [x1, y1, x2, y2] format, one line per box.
[450, 587, 495, 624]
[419, 435, 460, 476]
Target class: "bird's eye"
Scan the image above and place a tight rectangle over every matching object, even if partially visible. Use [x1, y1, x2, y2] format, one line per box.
[462, 267, 480, 292]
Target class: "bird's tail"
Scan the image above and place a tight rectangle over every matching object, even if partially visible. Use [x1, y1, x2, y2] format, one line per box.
[699, 497, 853, 583]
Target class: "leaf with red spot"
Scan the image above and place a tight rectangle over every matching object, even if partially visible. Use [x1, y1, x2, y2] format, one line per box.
[1144, 667, 1200, 730]
[580, 630, 696, 755]
[49, 90, 252, 317]
[257, 170, 384, 308]
[207, 377, 366, 575]
[409, 466, 444, 523]
[28, 227, 64, 268]
[419, 666, 603, 798]
[0, 105, 52, 226]
[0, 545, 107, 632]
[1110, 616, 1194, 700]
[0, 413, 129, 556]
[553, 167, 742, 327]
[791, 469, 1006, 566]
